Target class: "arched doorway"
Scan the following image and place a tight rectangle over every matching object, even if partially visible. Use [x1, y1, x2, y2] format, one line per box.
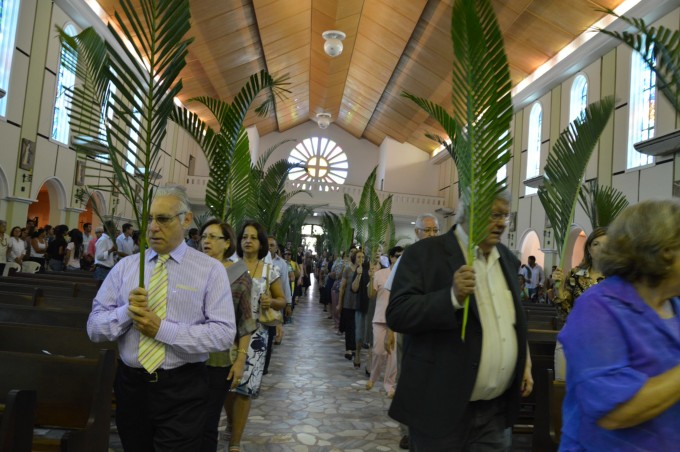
[518, 229, 544, 268]
[28, 178, 67, 227]
[77, 190, 106, 229]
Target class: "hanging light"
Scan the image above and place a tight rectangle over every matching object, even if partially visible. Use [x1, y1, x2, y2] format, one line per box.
[322, 30, 346, 57]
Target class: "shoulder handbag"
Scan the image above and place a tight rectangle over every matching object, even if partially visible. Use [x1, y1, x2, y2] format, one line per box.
[259, 263, 283, 326]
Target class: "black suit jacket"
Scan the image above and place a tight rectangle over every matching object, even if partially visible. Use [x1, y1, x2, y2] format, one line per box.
[386, 226, 527, 437]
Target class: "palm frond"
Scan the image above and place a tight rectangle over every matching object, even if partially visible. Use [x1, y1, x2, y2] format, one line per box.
[598, 9, 680, 113]
[403, 0, 513, 339]
[538, 96, 615, 265]
[60, 0, 193, 286]
[578, 180, 629, 229]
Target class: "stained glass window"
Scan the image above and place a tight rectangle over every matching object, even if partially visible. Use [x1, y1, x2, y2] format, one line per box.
[288, 137, 348, 185]
[525, 102, 542, 195]
[0, 0, 20, 116]
[52, 24, 78, 144]
[569, 74, 588, 123]
[628, 47, 655, 169]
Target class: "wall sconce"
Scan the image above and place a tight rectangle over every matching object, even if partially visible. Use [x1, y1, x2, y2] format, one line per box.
[543, 228, 553, 248]
[322, 30, 346, 57]
[22, 173, 32, 183]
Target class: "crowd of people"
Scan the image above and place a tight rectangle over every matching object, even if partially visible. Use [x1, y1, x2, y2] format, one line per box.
[0, 218, 103, 275]
[3, 184, 679, 451]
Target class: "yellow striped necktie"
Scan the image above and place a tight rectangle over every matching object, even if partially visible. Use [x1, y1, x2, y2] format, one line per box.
[138, 254, 170, 373]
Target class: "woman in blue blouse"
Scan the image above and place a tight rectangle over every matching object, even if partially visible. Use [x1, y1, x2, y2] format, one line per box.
[558, 200, 680, 451]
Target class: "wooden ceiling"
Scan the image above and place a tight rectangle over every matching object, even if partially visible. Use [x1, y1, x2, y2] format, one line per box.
[95, 0, 626, 153]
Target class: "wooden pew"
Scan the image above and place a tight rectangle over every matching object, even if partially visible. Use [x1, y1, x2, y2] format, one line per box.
[0, 304, 89, 328]
[0, 349, 116, 452]
[1, 276, 99, 299]
[11, 271, 99, 286]
[0, 389, 36, 452]
[0, 291, 93, 312]
[0, 280, 78, 299]
[548, 369, 565, 445]
[0, 288, 41, 306]
[526, 331, 560, 452]
[0, 323, 117, 358]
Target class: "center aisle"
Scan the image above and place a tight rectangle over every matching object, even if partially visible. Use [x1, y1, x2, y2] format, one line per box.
[239, 277, 402, 451]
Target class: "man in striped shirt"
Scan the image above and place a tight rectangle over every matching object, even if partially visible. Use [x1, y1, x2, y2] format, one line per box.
[87, 185, 236, 451]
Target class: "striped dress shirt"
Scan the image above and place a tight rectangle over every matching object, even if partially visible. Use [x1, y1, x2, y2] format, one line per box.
[87, 241, 236, 369]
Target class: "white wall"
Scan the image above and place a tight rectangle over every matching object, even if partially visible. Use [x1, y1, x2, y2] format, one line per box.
[379, 137, 439, 197]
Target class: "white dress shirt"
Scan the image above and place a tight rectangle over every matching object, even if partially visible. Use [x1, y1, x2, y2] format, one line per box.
[453, 227, 518, 401]
[95, 233, 116, 268]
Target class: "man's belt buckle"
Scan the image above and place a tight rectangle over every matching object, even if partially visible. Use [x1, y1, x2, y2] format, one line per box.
[148, 371, 159, 383]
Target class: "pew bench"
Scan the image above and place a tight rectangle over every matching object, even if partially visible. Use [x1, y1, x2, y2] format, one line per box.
[0, 389, 36, 452]
[0, 304, 89, 328]
[0, 322, 117, 358]
[0, 349, 116, 452]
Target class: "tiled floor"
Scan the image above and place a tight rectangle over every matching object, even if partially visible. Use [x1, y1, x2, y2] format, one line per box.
[109, 278, 532, 451]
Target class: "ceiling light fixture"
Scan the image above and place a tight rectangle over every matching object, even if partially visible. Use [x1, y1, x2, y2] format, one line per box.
[316, 112, 331, 129]
[322, 30, 346, 57]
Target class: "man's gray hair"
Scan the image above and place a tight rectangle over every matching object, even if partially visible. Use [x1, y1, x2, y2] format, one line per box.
[153, 184, 191, 214]
[456, 189, 512, 224]
[415, 213, 439, 230]
[94, 226, 104, 233]
[0, 219, 6, 227]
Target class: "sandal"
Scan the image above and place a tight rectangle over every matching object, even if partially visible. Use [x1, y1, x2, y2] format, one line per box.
[228, 446, 240, 452]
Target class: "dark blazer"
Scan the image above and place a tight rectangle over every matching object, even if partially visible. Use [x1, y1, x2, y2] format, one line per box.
[386, 226, 527, 438]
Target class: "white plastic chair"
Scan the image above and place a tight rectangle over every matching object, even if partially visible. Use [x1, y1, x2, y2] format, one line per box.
[2, 262, 21, 276]
[21, 261, 41, 274]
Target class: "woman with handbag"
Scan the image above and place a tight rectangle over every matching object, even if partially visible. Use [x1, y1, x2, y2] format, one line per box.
[229, 221, 286, 452]
[199, 220, 256, 452]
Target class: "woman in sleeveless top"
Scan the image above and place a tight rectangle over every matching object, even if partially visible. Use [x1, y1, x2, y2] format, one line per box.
[227, 221, 286, 452]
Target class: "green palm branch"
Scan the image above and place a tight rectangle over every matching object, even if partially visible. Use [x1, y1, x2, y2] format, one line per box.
[276, 204, 316, 250]
[59, 0, 193, 286]
[598, 9, 680, 113]
[321, 212, 354, 257]
[403, 0, 513, 340]
[538, 97, 615, 268]
[252, 142, 309, 234]
[578, 179, 629, 229]
[171, 70, 291, 226]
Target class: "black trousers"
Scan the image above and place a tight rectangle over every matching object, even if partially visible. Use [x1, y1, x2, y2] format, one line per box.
[263, 325, 277, 373]
[342, 308, 356, 351]
[201, 365, 232, 452]
[115, 361, 209, 452]
[409, 397, 511, 452]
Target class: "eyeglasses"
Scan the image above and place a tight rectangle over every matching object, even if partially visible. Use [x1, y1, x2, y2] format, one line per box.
[146, 212, 185, 226]
[201, 233, 225, 241]
[490, 212, 511, 222]
[417, 228, 439, 234]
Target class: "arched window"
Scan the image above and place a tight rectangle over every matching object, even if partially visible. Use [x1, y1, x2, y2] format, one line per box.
[0, 0, 21, 116]
[51, 23, 78, 144]
[569, 74, 588, 123]
[287, 137, 348, 185]
[525, 102, 542, 195]
[125, 94, 142, 174]
[628, 48, 655, 169]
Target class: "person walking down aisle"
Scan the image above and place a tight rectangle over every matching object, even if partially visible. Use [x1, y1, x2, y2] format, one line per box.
[87, 185, 236, 452]
[387, 192, 533, 452]
[199, 219, 256, 452]
[366, 246, 403, 397]
[229, 221, 287, 452]
[559, 200, 680, 451]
